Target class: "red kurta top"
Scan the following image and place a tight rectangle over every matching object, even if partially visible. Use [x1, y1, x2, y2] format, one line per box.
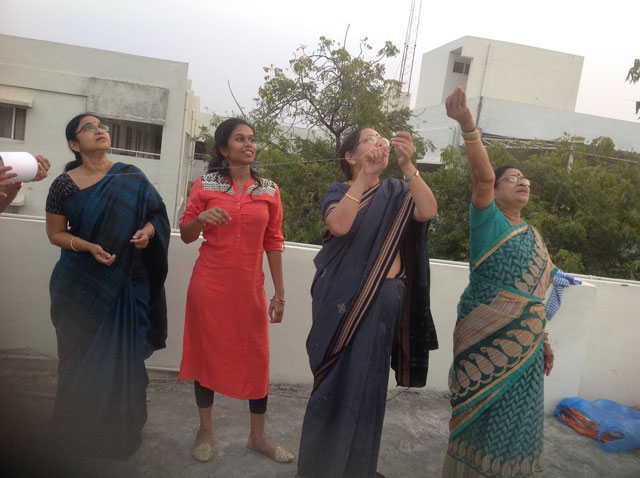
[178, 172, 284, 399]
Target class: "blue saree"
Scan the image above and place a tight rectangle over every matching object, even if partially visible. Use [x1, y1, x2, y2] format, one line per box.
[49, 162, 170, 458]
[297, 179, 438, 478]
[443, 201, 556, 478]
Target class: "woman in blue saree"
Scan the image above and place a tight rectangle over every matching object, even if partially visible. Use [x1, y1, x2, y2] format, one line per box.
[297, 128, 438, 478]
[45, 114, 170, 458]
[442, 88, 579, 477]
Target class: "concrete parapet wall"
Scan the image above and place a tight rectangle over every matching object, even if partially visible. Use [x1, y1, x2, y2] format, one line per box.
[1, 216, 638, 413]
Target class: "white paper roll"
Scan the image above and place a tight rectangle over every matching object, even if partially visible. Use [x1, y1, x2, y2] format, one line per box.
[0, 152, 38, 183]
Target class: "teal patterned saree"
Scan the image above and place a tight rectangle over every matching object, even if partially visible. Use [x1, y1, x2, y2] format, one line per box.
[443, 201, 556, 478]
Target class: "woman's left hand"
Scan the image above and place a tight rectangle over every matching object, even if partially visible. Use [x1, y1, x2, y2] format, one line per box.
[543, 342, 554, 376]
[391, 131, 414, 170]
[268, 300, 284, 324]
[130, 229, 151, 249]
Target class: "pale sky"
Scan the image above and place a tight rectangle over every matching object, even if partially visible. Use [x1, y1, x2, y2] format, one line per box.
[1, 0, 638, 122]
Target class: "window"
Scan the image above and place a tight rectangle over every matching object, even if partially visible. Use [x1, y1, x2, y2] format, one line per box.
[0, 104, 26, 140]
[453, 61, 470, 75]
[103, 118, 163, 159]
[194, 140, 208, 162]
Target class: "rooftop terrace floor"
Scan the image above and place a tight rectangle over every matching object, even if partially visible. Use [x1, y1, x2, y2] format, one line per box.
[1, 359, 639, 478]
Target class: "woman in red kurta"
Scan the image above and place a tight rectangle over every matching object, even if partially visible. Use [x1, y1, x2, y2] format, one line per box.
[179, 118, 293, 465]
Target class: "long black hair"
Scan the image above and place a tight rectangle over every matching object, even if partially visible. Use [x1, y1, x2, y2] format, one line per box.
[336, 126, 367, 181]
[494, 165, 522, 187]
[63, 113, 106, 172]
[207, 117, 262, 189]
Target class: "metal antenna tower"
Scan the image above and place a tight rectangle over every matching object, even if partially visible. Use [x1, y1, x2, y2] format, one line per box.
[398, 0, 423, 94]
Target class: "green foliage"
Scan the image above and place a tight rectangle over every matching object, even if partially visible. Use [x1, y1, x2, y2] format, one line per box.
[252, 34, 431, 156]
[257, 147, 337, 245]
[427, 136, 640, 279]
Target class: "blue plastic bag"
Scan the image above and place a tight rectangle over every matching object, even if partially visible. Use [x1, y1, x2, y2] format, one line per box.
[556, 397, 640, 452]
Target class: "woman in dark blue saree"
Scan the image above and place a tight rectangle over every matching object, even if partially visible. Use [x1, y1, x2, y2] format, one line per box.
[297, 128, 439, 478]
[45, 114, 170, 458]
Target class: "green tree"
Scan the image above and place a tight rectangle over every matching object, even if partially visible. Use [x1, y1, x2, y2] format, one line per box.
[253, 34, 428, 157]
[426, 137, 640, 279]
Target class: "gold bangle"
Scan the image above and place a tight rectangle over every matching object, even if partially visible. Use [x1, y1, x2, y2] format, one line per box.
[463, 138, 482, 144]
[70, 236, 79, 252]
[461, 128, 480, 140]
[270, 297, 286, 305]
[344, 193, 361, 204]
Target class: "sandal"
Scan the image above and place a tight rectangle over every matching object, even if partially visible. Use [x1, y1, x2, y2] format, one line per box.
[191, 429, 213, 462]
[247, 436, 294, 463]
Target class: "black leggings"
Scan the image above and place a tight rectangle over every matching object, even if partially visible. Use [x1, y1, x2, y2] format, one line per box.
[194, 381, 268, 414]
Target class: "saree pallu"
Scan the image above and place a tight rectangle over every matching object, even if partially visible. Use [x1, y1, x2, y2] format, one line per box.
[444, 203, 556, 478]
[49, 162, 170, 458]
[297, 179, 437, 478]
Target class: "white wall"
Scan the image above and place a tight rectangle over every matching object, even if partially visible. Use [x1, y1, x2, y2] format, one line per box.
[1, 215, 639, 413]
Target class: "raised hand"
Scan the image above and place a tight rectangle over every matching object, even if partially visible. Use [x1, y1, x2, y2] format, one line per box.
[390, 131, 415, 171]
[445, 87, 475, 131]
[360, 146, 388, 177]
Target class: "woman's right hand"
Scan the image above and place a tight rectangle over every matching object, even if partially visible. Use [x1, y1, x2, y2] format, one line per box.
[197, 207, 232, 226]
[445, 87, 475, 131]
[0, 166, 19, 198]
[360, 146, 388, 178]
[88, 243, 116, 266]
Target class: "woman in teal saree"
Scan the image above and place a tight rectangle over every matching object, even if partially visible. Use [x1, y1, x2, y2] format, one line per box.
[46, 114, 170, 458]
[442, 88, 578, 477]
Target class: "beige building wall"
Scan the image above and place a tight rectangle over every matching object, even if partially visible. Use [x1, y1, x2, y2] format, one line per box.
[0, 34, 200, 225]
[414, 36, 583, 112]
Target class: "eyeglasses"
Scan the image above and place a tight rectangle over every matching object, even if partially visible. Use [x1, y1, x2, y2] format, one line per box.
[76, 123, 110, 135]
[500, 174, 530, 187]
[359, 135, 390, 148]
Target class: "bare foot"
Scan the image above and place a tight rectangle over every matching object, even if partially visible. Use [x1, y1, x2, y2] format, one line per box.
[248, 435, 275, 457]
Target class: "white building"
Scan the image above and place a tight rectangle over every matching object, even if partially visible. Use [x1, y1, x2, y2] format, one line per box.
[0, 34, 201, 225]
[411, 36, 640, 165]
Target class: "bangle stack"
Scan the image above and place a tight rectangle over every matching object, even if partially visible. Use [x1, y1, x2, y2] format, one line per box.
[461, 128, 482, 144]
[403, 169, 420, 182]
[270, 297, 286, 305]
[543, 328, 550, 344]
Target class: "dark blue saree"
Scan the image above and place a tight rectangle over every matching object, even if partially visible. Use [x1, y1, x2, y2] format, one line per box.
[49, 162, 169, 458]
[297, 179, 438, 478]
